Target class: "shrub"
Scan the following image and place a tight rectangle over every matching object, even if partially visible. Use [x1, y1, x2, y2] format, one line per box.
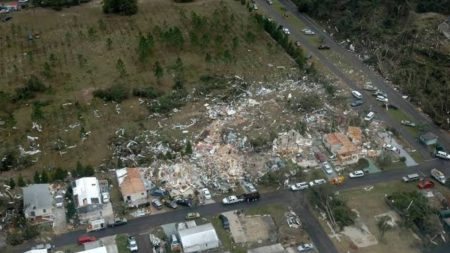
[132, 86, 162, 99]
[13, 76, 47, 101]
[93, 84, 129, 102]
[149, 89, 187, 113]
[103, 0, 138, 15]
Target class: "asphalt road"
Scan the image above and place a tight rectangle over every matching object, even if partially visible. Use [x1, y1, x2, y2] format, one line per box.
[256, 0, 435, 161]
[13, 158, 448, 253]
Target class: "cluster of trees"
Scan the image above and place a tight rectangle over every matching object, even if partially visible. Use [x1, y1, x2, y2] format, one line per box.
[309, 185, 356, 229]
[254, 14, 306, 68]
[93, 84, 129, 103]
[388, 191, 443, 237]
[103, 0, 137, 15]
[13, 76, 47, 102]
[33, 0, 90, 10]
[288, 92, 322, 112]
[33, 168, 68, 183]
[292, 0, 450, 129]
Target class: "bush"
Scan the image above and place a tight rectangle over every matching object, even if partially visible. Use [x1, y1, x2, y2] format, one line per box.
[13, 76, 47, 101]
[33, 0, 90, 9]
[103, 0, 138, 15]
[149, 89, 187, 113]
[93, 84, 129, 102]
[132, 87, 162, 99]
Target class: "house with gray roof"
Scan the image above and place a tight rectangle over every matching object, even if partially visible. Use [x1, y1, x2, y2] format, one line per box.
[23, 184, 54, 223]
[178, 223, 219, 253]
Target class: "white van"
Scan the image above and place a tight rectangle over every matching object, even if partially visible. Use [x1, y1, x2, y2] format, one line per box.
[364, 112, 375, 121]
[376, 95, 388, 102]
[436, 151, 450, 160]
[351, 90, 363, 99]
[402, 173, 420, 182]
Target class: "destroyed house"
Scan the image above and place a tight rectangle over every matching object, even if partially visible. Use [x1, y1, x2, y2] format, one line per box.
[347, 126, 362, 145]
[323, 132, 358, 165]
[116, 168, 148, 207]
[72, 177, 102, 212]
[23, 184, 53, 223]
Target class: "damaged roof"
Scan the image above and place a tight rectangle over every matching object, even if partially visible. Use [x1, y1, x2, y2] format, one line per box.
[116, 167, 146, 195]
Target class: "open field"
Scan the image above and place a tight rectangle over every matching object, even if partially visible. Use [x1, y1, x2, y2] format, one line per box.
[0, 0, 295, 179]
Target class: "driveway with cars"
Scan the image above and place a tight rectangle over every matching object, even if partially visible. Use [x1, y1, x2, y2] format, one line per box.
[379, 132, 418, 167]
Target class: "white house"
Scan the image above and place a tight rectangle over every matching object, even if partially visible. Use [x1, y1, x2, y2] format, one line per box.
[116, 168, 148, 207]
[72, 177, 101, 210]
[22, 184, 54, 223]
[178, 223, 219, 253]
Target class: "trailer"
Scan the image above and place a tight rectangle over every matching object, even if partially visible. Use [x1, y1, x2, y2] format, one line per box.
[87, 218, 106, 232]
[431, 168, 447, 185]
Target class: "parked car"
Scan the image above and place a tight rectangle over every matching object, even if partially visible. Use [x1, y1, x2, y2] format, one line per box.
[266, 0, 273, 4]
[297, 243, 314, 251]
[295, 41, 302, 47]
[185, 212, 201, 220]
[78, 235, 96, 244]
[322, 162, 333, 174]
[402, 173, 420, 183]
[376, 95, 388, 102]
[222, 195, 243, 205]
[282, 27, 290, 35]
[128, 236, 138, 252]
[417, 178, 434, 189]
[364, 111, 375, 121]
[108, 217, 127, 227]
[349, 170, 365, 178]
[163, 199, 178, 209]
[151, 188, 167, 197]
[383, 143, 399, 152]
[351, 100, 364, 107]
[151, 199, 163, 210]
[318, 44, 330, 50]
[201, 188, 212, 200]
[302, 28, 315, 35]
[290, 182, 309, 191]
[31, 244, 53, 251]
[102, 192, 110, 203]
[175, 197, 193, 207]
[309, 179, 326, 187]
[219, 214, 230, 229]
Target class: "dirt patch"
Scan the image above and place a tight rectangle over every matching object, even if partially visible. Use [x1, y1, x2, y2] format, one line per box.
[340, 222, 378, 248]
[224, 211, 277, 244]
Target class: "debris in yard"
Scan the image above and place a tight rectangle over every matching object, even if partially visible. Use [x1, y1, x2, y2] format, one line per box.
[32, 122, 42, 132]
[19, 146, 41, 156]
[364, 186, 373, 191]
[285, 209, 301, 228]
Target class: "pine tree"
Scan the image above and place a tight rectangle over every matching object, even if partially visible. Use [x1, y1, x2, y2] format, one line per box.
[34, 171, 41, 183]
[41, 170, 49, 183]
[9, 178, 15, 189]
[17, 174, 26, 187]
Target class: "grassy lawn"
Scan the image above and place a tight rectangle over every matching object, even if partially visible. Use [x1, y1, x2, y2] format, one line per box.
[331, 181, 422, 253]
[55, 243, 83, 253]
[116, 234, 129, 253]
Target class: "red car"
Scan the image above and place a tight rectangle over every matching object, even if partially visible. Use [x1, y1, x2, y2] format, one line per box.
[78, 235, 97, 244]
[417, 178, 434, 189]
